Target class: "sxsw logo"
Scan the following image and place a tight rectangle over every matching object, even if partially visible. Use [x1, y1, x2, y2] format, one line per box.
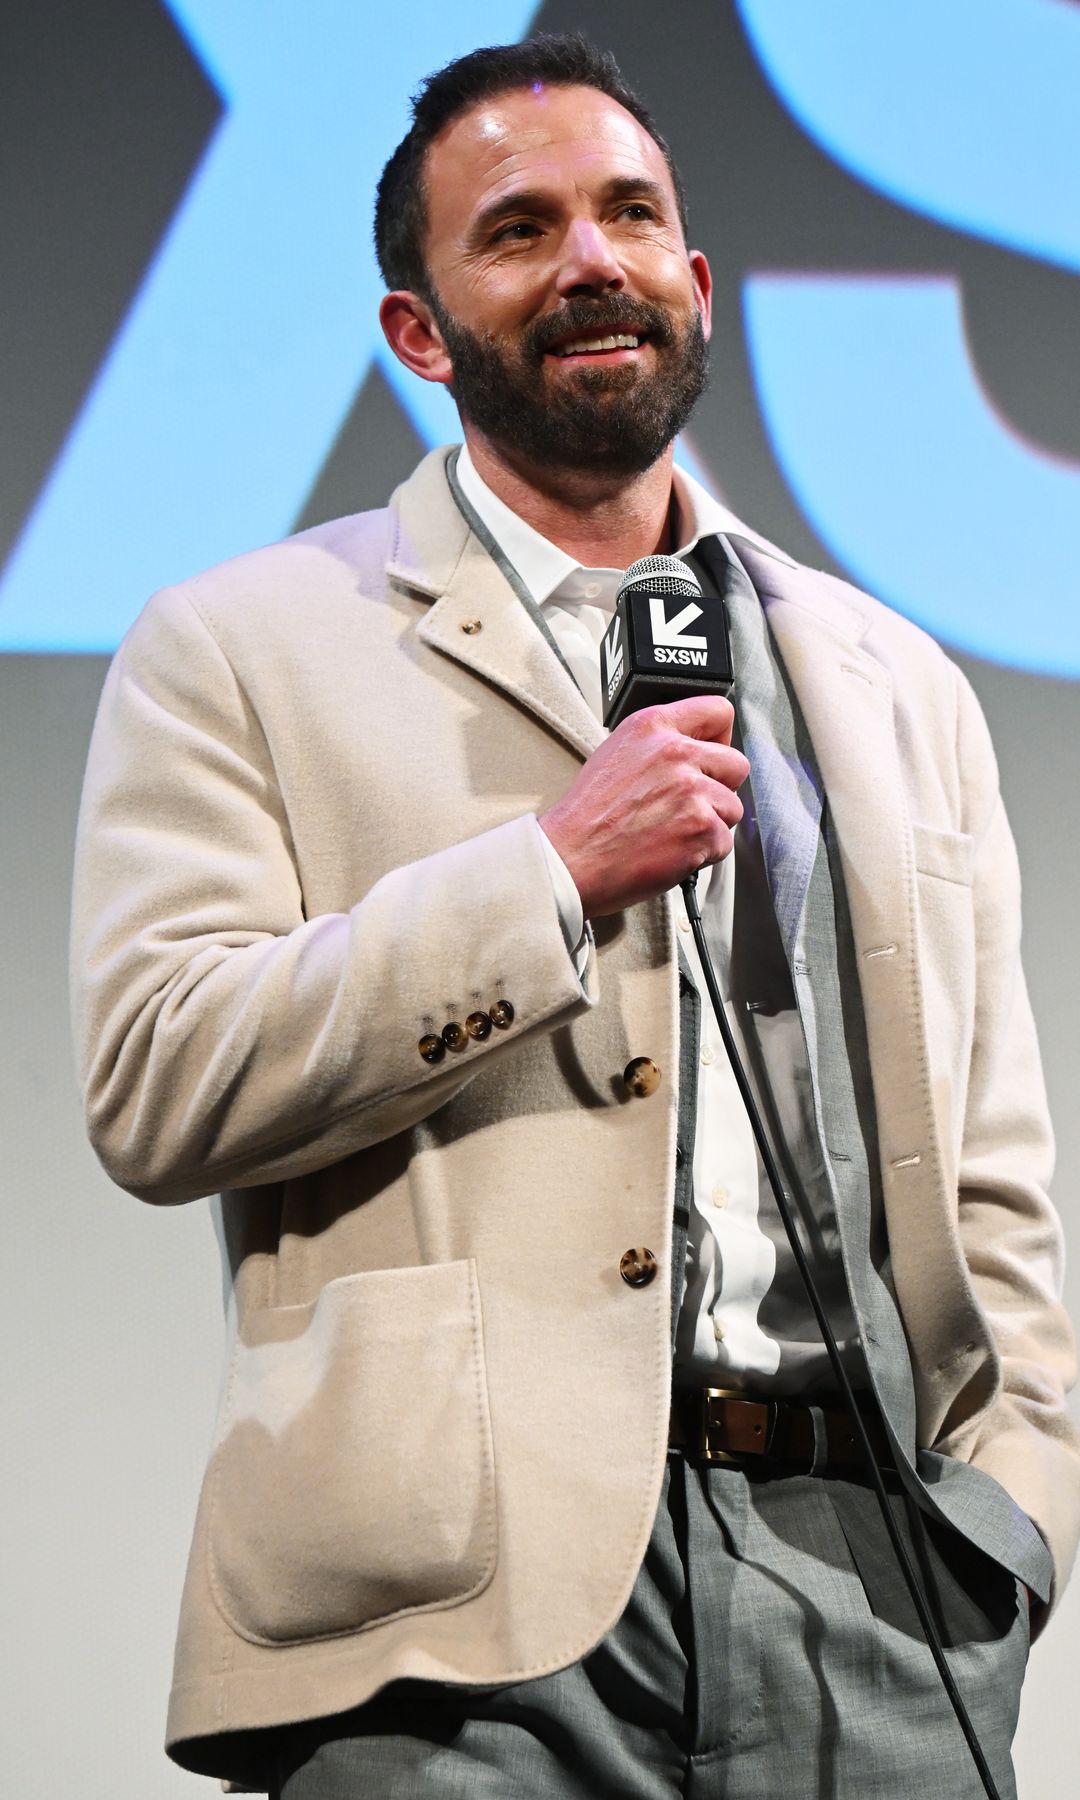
[647, 596, 708, 666]
[602, 614, 625, 700]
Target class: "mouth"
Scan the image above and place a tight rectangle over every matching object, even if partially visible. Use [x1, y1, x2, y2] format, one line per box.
[542, 329, 650, 364]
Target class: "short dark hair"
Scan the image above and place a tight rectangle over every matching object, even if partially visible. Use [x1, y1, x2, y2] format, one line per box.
[374, 33, 689, 301]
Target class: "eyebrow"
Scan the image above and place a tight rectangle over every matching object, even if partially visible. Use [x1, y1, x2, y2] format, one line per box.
[469, 175, 673, 242]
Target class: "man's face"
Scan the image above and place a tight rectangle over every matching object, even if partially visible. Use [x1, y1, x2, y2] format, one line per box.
[417, 83, 712, 479]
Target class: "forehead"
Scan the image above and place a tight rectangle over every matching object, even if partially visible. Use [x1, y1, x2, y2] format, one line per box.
[423, 82, 676, 235]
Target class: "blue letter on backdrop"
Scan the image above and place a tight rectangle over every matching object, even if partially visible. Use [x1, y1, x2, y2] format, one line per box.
[737, 0, 1080, 676]
[0, 0, 533, 651]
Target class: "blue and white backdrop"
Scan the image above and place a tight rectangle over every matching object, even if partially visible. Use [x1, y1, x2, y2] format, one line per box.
[2, 5, 1077, 1795]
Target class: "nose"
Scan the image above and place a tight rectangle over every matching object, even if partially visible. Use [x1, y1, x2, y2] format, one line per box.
[555, 217, 627, 297]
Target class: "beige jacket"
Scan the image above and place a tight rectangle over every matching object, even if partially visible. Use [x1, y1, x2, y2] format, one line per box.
[71, 448, 1079, 1786]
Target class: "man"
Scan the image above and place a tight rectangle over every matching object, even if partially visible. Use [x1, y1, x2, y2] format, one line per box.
[71, 33, 1079, 1799]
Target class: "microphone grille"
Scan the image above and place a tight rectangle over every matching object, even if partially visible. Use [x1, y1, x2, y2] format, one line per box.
[616, 554, 702, 602]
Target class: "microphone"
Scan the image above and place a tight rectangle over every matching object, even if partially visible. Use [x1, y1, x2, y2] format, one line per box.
[600, 554, 733, 730]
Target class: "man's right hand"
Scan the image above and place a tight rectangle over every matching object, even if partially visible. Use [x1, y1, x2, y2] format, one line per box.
[538, 695, 750, 920]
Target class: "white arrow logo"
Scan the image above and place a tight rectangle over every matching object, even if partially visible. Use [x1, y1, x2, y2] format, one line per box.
[648, 596, 707, 649]
[602, 614, 625, 690]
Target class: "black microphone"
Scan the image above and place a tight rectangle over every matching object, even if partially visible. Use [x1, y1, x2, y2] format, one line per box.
[600, 553, 733, 730]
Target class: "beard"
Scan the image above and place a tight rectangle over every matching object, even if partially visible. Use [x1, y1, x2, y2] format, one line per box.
[428, 291, 709, 479]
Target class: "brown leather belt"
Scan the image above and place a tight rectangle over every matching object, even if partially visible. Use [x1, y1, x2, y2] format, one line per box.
[669, 1387, 894, 1474]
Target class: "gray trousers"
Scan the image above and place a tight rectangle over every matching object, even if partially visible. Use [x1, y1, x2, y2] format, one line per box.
[268, 1456, 1030, 1799]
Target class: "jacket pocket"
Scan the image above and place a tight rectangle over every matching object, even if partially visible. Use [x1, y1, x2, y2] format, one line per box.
[910, 821, 975, 886]
[206, 1259, 497, 1646]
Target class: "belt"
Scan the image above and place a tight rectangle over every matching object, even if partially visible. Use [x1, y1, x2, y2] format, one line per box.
[668, 1387, 895, 1474]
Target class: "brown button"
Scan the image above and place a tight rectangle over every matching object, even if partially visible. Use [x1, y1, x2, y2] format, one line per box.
[441, 1021, 468, 1052]
[460, 618, 483, 635]
[620, 1247, 658, 1288]
[489, 999, 515, 1030]
[418, 1034, 445, 1065]
[623, 1056, 661, 1097]
[466, 1010, 493, 1041]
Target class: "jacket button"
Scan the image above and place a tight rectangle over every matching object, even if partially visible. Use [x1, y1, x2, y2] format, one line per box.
[623, 1056, 661, 1097]
[465, 1010, 493, 1041]
[620, 1247, 658, 1287]
[441, 1021, 469, 1052]
[418, 1034, 445, 1064]
[489, 999, 515, 1030]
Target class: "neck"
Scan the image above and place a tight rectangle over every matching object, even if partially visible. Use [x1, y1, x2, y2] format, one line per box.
[464, 430, 677, 567]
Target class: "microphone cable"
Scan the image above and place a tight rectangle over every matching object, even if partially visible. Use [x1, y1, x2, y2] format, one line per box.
[679, 870, 1004, 1800]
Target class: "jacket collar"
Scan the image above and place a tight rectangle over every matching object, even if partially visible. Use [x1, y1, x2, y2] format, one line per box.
[388, 448, 604, 761]
[386, 448, 892, 786]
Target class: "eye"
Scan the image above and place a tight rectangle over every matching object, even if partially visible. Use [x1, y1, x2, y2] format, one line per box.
[493, 219, 542, 243]
[618, 202, 657, 223]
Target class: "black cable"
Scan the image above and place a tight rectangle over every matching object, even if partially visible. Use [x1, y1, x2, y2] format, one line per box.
[680, 872, 1003, 1800]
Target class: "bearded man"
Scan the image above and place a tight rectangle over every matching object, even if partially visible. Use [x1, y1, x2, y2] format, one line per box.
[71, 33, 1079, 1800]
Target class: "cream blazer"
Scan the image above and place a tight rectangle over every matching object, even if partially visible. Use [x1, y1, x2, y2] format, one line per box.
[70, 448, 1079, 1786]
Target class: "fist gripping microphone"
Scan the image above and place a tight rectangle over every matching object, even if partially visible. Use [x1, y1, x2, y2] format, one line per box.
[600, 554, 733, 730]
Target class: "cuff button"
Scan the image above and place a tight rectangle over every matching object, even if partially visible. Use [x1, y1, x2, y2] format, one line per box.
[418, 1034, 445, 1064]
[489, 999, 515, 1030]
[441, 1021, 469, 1053]
[466, 1010, 493, 1041]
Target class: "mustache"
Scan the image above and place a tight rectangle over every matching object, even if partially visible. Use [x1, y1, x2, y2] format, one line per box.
[526, 297, 678, 358]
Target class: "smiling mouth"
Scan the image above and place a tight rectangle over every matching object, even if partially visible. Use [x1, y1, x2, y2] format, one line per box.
[546, 332, 646, 358]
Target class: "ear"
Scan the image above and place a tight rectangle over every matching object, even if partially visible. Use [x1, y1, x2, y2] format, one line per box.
[379, 291, 454, 386]
[688, 250, 713, 344]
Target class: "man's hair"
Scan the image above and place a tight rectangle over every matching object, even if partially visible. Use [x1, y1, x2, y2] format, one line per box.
[374, 33, 689, 301]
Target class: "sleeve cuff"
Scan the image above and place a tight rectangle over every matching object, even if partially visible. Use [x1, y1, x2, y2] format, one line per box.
[537, 824, 590, 974]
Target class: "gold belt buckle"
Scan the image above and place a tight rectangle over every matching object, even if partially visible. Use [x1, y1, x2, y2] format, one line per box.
[698, 1387, 778, 1465]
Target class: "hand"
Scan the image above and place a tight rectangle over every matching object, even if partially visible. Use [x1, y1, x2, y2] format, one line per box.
[539, 695, 750, 920]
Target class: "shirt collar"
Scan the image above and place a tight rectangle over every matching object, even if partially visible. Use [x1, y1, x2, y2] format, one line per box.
[455, 442, 751, 614]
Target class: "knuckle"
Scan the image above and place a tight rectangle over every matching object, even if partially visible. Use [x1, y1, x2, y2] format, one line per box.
[692, 791, 717, 833]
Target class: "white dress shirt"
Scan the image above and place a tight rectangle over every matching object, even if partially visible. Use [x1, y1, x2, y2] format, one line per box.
[456, 444, 830, 1388]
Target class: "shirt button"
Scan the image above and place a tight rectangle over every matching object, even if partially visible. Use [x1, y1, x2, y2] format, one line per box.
[712, 1316, 726, 1343]
[711, 1184, 728, 1208]
[584, 580, 602, 599]
[700, 1045, 715, 1067]
[677, 911, 691, 933]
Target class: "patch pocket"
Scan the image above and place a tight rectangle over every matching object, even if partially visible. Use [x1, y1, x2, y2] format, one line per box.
[910, 821, 976, 886]
[206, 1259, 497, 1646]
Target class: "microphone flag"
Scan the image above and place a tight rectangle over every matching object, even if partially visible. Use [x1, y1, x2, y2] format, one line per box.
[601, 554, 733, 729]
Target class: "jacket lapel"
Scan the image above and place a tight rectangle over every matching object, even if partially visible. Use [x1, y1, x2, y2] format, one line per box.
[736, 545, 955, 1248]
[739, 550, 908, 964]
[387, 449, 603, 763]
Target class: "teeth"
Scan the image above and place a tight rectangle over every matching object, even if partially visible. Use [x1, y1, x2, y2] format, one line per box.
[555, 334, 641, 356]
